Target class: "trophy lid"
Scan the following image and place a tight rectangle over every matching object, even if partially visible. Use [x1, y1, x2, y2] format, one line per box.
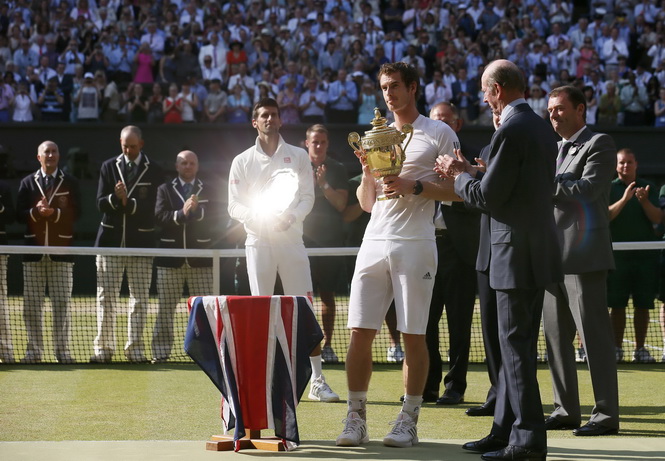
[360, 108, 410, 149]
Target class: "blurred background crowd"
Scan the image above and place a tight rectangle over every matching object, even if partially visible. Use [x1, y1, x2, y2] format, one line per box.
[1, 0, 665, 126]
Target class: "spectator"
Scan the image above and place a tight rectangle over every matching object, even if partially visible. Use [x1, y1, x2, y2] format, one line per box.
[597, 81, 621, 125]
[125, 82, 148, 123]
[227, 62, 255, 102]
[163, 82, 183, 124]
[73, 72, 101, 122]
[147, 82, 164, 123]
[425, 69, 453, 113]
[226, 83, 250, 124]
[0, 77, 14, 122]
[276, 77, 300, 125]
[158, 45, 177, 84]
[357, 80, 379, 124]
[303, 124, 349, 364]
[35, 55, 56, 86]
[10, 81, 34, 121]
[583, 85, 598, 126]
[326, 68, 357, 123]
[37, 76, 64, 122]
[109, 35, 135, 85]
[16, 140, 80, 364]
[85, 44, 109, 76]
[608, 148, 661, 363]
[620, 71, 649, 126]
[527, 85, 548, 119]
[13, 38, 39, 77]
[200, 54, 223, 84]
[140, 20, 165, 63]
[318, 39, 344, 76]
[654, 87, 665, 127]
[133, 42, 154, 84]
[98, 71, 120, 123]
[178, 81, 198, 123]
[382, 30, 406, 63]
[59, 39, 84, 76]
[451, 67, 479, 125]
[299, 77, 327, 124]
[203, 79, 227, 123]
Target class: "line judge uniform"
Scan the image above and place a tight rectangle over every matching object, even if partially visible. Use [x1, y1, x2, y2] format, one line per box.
[0, 180, 15, 363]
[152, 176, 214, 361]
[93, 152, 163, 361]
[543, 127, 619, 430]
[16, 168, 80, 362]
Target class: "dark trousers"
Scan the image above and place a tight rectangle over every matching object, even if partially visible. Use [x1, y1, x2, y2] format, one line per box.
[477, 270, 500, 407]
[425, 232, 476, 395]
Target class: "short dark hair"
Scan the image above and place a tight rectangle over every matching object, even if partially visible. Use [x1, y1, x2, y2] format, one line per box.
[253, 97, 280, 120]
[549, 84, 586, 119]
[377, 61, 421, 99]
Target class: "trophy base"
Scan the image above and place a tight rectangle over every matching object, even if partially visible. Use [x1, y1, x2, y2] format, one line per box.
[377, 194, 403, 201]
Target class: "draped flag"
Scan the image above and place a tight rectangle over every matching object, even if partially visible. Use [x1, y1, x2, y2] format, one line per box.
[184, 296, 323, 450]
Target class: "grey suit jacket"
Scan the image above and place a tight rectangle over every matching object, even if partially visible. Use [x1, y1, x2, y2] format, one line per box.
[455, 103, 563, 291]
[553, 127, 616, 274]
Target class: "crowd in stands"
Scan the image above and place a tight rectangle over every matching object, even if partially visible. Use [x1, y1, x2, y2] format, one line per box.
[2, 0, 665, 126]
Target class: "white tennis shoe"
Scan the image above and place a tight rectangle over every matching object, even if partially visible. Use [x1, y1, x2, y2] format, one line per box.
[336, 411, 369, 446]
[383, 411, 419, 448]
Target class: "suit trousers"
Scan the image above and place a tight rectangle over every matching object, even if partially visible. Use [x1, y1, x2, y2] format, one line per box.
[94, 255, 153, 356]
[22, 257, 73, 360]
[477, 270, 500, 407]
[543, 271, 619, 428]
[0, 255, 13, 361]
[425, 232, 476, 395]
[153, 265, 213, 360]
[492, 288, 546, 450]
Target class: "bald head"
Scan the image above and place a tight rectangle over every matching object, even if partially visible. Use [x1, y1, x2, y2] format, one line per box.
[483, 59, 525, 94]
[120, 125, 144, 161]
[176, 150, 198, 182]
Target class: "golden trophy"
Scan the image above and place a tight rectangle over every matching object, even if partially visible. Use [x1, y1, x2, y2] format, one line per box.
[348, 108, 414, 200]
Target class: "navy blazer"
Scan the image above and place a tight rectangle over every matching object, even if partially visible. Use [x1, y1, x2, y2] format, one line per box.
[0, 180, 14, 245]
[455, 103, 563, 290]
[553, 127, 616, 274]
[16, 169, 80, 262]
[451, 79, 479, 119]
[95, 153, 164, 248]
[154, 177, 213, 268]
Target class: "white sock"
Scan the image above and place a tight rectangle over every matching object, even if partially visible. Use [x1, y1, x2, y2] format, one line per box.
[310, 355, 323, 380]
[402, 394, 423, 419]
[347, 390, 367, 417]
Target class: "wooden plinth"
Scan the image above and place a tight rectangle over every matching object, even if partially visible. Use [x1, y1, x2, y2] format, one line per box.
[206, 430, 287, 452]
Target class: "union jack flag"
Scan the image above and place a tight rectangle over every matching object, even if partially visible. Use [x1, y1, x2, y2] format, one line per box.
[184, 296, 323, 450]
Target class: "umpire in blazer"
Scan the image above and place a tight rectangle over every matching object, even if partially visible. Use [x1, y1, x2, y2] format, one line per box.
[152, 150, 213, 363]
[16, 140, 80, 363]
[543, 85, 619, 437]
[92, 125, 164, 363]
[439, 59, 561, 461]
[0, 179, 15, 363]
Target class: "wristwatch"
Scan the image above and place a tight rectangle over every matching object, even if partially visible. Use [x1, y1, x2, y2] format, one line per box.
[413, 180, 423, 195]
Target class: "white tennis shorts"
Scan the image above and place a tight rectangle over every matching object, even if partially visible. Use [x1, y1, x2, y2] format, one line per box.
[348, 239, 437, 335]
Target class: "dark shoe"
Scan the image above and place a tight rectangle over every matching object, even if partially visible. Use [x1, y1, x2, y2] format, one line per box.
[481, 445, 547, 460]
[462, 434, 508, 453]
[573, 422, 618, 436]
[56, 354, 76, 364]
[422, 390, 439, 403]
[436, 389, 464, 405]
[466, 404, 495, 416]
[544, 416, 579, 431]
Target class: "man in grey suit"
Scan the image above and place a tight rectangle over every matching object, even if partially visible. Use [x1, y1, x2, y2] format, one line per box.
[439, 59, 561, 461]
[543, 85, 619, 437]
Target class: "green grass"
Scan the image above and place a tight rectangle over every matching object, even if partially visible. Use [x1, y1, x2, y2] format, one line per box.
[1, 363, 663, 441]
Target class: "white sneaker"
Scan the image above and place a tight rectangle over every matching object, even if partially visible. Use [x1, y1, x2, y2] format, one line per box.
[308, 375, 340, 402]
[387, 345, 405, 363]
[336, 411, 369, 446]
[383, 411, 418, 448]
[632, 347, 656, 363]
[616, 347, 624, 363]
[321, 345, 339, 363]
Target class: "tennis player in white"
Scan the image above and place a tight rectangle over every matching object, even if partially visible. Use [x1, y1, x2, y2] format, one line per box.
[337, 63, 460, 448]
[228, 97, 339, 403]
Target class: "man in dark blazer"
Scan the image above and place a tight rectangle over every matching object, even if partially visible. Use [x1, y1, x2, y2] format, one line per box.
[439, 59, 561, 461]
[16, 140, 80, 363]
[91, 125, 163, 363]
[0, 179, 15, 363]
[424, 102, 480, 405]
[451, 67, 479, 124]
[543, 85, 619, 437]
[152, 150, 213, 363]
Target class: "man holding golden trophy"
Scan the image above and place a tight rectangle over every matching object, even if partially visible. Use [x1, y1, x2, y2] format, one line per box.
[337, 62, 460, 448]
